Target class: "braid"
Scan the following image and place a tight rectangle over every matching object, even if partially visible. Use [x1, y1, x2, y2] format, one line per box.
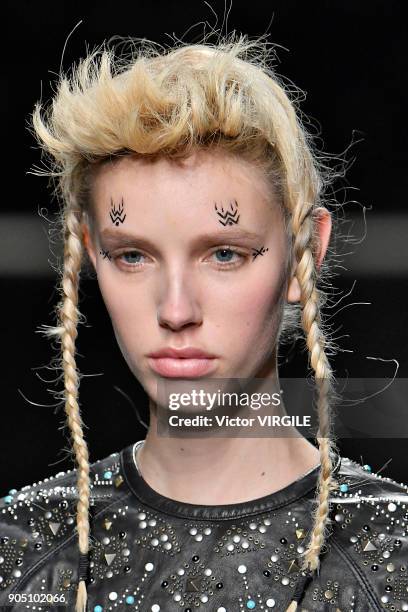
[60, 204, 91, 612]
[292, 200, 340, 573]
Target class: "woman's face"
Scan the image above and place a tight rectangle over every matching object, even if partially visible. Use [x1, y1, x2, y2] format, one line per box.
[84, 149, 298, 402]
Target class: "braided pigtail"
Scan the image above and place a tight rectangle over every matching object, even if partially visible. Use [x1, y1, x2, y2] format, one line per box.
[284, 198, 340, 612]
[60, 204, 91, 612]
[39, 199, 91, 611]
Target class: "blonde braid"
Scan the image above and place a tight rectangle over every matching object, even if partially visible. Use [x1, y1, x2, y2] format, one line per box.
[296, 201, 340, 558]
[284, 199, 340, 612]
[60, 203, 91, 612]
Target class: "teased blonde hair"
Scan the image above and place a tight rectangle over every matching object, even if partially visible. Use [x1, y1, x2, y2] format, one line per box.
[30, 33, 342, 612]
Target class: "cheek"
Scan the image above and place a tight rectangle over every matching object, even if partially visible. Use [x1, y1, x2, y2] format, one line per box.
[223, 288, 281, 339]
[97, 272, 151, 338]
[213, 266, 285, 330]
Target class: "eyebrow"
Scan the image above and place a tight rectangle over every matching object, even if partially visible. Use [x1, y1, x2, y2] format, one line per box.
[100, 227, 263, 247]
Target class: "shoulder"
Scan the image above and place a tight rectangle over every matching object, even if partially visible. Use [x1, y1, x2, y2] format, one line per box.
[315, 455, 408, 611]
[0, 446, 131, 608]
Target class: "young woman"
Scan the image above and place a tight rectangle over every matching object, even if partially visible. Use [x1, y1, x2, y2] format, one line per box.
[1, 36, 407, 612]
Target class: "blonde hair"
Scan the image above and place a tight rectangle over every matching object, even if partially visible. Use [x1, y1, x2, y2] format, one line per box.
[30, 33, 342, 612]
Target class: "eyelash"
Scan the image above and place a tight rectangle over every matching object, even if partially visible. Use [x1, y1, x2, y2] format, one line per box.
[114, 247, 246, 271]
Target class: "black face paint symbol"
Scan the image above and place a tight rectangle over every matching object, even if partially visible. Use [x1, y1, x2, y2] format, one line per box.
[99, 249, 112, 260]
[110, 197, 126, 226]
[214, 199, 240, 226]
[251, 246, 269, 260]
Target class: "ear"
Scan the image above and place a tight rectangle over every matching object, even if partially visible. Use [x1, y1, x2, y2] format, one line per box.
[286, 207, 332, 303]
[82, 222, 97, 270]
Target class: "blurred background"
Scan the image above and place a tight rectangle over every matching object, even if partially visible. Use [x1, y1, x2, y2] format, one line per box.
[2, 0, 407, 493]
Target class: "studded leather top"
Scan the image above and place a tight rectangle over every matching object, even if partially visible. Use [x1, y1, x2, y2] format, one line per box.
[1, 442, 407, 612]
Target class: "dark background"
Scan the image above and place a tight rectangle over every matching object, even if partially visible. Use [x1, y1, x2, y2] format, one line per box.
[2, 0, 407, 494]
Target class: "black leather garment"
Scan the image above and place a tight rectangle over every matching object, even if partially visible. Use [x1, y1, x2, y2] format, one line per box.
[1, 442, 407, 611]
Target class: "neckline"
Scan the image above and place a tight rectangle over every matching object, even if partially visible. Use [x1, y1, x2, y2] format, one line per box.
[120, 441, 342, 520]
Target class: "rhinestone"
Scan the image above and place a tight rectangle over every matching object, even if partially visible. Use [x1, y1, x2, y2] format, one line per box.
[145, 562, 154, 572]
[238, 565, 247, 574]
[266, 599, 276, 608]
[108, 591, 118, 601]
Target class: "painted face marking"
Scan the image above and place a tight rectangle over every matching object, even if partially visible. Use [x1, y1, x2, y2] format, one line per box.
[99, 249, 112, 260]
[110, 197, 126, 226]
[251, 246, 269, 260]
[214, 199, 240, 226]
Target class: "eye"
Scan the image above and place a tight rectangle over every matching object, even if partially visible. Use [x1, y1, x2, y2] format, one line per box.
[210, 247, 245, 268]
[117, 250, 147, 268]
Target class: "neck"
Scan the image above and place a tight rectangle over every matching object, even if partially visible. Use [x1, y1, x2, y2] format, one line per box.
[136, 388, 320, 505]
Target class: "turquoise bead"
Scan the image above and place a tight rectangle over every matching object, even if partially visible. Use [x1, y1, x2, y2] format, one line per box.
[103, 471, 112, 479]
[363, 464, 372, 472]
[126, 595, 135, 604]
[94, 606, 103, 612]
[9, 489, 17, 495]
[340, 483, 349, 492]
[3, 495, 13, 504]
[246, 600, 256, 609]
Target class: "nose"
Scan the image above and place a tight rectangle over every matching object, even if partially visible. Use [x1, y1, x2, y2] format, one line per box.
[157, 269, 202, 331]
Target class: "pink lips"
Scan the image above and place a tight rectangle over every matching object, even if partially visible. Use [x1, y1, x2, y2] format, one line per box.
[147, 347, 218, 378]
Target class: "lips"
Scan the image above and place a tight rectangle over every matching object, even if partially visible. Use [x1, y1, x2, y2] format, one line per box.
[147, 347, 218, 378]
[148, 347, 217, 359]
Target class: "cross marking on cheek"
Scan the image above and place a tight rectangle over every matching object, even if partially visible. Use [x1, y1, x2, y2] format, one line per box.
[251, 246, 269, 260]
[214, 199, 240, 226]
[99, 249, 112, 260]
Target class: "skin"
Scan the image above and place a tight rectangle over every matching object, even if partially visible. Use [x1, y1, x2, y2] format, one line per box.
[83, 148, 332, 505]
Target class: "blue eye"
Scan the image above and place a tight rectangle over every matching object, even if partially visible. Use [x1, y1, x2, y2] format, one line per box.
[214, 248, 236, 263]
[121, 251, 144, 265]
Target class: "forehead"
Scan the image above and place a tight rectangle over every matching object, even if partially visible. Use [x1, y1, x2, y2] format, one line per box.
[90, 149, 281, 226]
